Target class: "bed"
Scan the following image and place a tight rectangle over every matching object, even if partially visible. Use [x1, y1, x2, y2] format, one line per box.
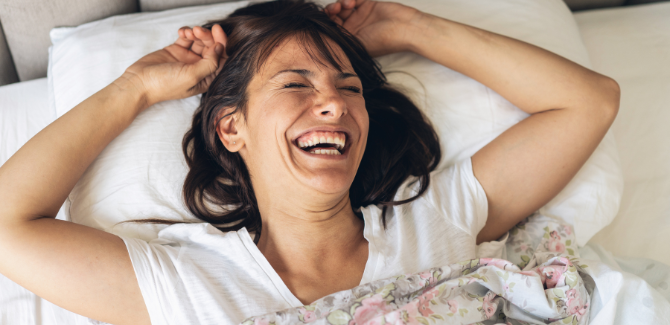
[1, 0, 669, 324]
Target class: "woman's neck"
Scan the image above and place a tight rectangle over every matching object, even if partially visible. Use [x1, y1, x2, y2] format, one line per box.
[255, 194, 369, 304]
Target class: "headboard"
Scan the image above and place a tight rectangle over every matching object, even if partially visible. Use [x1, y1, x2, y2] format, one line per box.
[0, 0, 665, 86]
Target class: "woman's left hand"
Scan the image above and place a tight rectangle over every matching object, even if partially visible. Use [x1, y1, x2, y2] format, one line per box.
[324, 0, 424, 57]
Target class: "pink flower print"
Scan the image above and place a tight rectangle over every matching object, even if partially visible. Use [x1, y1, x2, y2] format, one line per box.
[519, 244, 528, 251]
[567, 298, 588, 321]
[548, 239, 565, 254]
[566, 289, 578, 301]
[550, 231, 561, 241]
[418, 271, 438, 288]
[538, 265, 566, 288]
[382, 311, 405, 325]
[353, 294, 393, 324]
[481, 292, 497, 319]
[447, 300, 458, 314]
[416, 288, 438, 316]
[298, 308, 316, 323]
[563, 226, 572, 236]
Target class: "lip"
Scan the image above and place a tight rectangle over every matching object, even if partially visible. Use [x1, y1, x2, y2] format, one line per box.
[291, 125, 353, 158]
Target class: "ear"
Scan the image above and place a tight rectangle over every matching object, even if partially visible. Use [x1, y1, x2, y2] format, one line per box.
[215, 107, 244, 152]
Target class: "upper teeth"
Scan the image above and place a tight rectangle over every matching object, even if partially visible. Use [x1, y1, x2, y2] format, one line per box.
[297, 134, 346, 150]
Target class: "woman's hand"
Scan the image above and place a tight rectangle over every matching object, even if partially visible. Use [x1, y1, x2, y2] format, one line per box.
[120, 24, 228, 109]
[324, 0, 423, 57]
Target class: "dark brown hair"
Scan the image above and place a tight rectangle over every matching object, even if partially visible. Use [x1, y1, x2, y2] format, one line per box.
[179, 0, 441, 240]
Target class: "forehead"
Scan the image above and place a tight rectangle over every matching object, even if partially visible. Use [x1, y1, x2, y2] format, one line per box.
[257, 35, 354, 79]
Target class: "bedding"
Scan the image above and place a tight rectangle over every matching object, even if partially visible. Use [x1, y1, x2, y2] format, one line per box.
[5, 0, 670, 324]
[47, 0, 622, 246]
[574, 1, 670, 266]
[242, 214, 594, 325]
[0, 78, 89, 325]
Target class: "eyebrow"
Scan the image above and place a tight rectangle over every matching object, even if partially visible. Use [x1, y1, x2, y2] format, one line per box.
[270, 69, 359, 80]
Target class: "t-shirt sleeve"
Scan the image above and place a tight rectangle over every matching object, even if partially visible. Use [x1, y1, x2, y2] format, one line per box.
[121, 236, 179, 325]
[416, 157, 489, 237]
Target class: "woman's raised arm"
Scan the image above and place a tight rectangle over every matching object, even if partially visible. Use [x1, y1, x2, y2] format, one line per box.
[326, 0, 620, 243]
[0, 25, 226, 324]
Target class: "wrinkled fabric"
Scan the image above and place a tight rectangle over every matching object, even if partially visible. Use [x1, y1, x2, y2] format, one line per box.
[242, 215, 592, 325]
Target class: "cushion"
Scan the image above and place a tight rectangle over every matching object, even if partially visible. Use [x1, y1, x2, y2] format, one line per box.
[0, 0, 137, 81]
[48, 0, 623, 245]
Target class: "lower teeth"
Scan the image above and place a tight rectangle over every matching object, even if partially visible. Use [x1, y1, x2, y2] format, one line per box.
[310, 149, 341, 155]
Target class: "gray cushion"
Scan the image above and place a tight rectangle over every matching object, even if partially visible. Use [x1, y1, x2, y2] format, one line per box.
[0, 0, 137, 81]
[564, 0, 626, 10]
[0, 21, 19, 86]
[139, 0, 238, 12]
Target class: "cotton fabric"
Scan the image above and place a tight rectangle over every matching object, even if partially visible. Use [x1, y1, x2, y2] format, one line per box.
[122, 158, 489, 325]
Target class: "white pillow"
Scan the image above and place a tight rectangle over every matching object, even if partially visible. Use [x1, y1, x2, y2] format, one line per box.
[49, 0, 623, 245]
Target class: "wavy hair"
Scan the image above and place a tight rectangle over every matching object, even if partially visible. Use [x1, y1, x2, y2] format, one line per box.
[164, 0, 440, 241]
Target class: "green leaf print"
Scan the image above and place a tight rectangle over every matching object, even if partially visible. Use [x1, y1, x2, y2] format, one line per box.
[458, 308, 469, 317]
[431, 314, 445, 321]
[567, 248, 575, 256]
[553, 288, 566, 298]
[417, 316, 430, 325]
[327, 310, 351, 325]
[566, 240, 572, 246]
[378, 283, 396, 298]
[521, 255, 530, 263]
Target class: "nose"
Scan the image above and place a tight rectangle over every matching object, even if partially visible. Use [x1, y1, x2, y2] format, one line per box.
[313, 88, 348, 119]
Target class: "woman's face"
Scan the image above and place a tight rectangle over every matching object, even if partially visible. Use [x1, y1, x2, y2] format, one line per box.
[228, 36, 368, 200]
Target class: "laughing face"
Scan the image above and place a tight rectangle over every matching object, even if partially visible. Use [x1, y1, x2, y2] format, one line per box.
[218, 35, 369, 206]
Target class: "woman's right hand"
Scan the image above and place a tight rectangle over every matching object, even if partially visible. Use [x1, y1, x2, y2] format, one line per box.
[119, 24, 228, 109]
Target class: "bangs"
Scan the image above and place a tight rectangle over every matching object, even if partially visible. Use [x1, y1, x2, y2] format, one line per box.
[251, 24, 348, 74]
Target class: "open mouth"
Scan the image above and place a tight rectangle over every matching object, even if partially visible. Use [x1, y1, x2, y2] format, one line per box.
[295, 131, 347, 155]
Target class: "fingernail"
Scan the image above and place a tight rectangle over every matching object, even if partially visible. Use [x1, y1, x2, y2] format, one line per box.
[215, 43, 224, 55]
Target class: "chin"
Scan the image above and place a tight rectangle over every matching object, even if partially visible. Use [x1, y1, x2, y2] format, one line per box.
[304, 170, 355, 195]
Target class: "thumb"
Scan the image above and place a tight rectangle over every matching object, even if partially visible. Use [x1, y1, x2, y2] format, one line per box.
[191, 43, 224, 80]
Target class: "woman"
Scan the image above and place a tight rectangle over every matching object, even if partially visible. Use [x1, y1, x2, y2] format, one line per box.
[0, 0, 619, 324]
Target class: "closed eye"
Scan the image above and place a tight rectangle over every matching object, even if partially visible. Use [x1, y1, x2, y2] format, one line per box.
[341, 86, 361, 93]
[284, 82, 308, 89]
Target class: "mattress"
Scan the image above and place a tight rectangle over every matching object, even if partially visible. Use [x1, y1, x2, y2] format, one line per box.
[575, 1, 670, 265]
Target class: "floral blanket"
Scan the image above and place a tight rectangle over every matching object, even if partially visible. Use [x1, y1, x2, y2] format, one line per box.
[242, 214, 593, 325]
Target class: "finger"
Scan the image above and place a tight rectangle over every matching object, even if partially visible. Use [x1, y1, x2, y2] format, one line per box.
[191, 40, 205, 56]
[164, 44, 202, 64]
[336, 0, 356, 20]
[192, 43, 224, 82]
[175, 27, 194, 48]
[215, 48, 227, 75]
[324, 2, 341, 15]
[193, 26, 215, 48]
[211, 24, 227, 47]
[190, 43, 224, 95]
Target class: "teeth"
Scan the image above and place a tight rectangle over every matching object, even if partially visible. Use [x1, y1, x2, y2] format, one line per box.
[310, 149, 341, 155]
[296, 132, 347, 150]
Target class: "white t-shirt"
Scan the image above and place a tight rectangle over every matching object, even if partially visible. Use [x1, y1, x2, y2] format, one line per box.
[122, 158, 491, 325]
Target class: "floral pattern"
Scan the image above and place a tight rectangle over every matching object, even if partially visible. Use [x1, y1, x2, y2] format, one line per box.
[241, 214, 591, 325]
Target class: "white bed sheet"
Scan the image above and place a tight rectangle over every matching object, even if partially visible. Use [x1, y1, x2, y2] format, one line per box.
[575, 1, 670, 266]
[3, 3, 670, 324]
[0, 78, 92, 325]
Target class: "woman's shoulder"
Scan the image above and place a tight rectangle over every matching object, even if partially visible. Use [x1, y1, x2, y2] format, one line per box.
[389, 157, 488, 237]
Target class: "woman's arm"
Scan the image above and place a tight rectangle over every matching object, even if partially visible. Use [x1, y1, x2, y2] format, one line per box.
[326, 0, 620, 243]
[0, 25, 226, 324]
